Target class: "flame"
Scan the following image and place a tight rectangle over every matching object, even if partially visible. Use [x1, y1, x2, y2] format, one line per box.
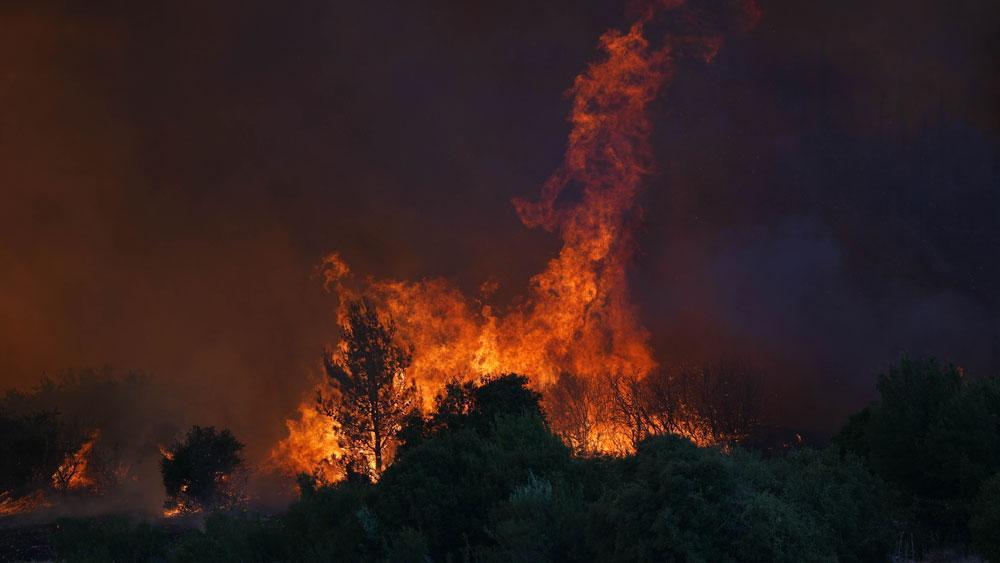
[52, 430, 100, 491]
[266, 403, 344, 484]
[0, 490, 49, 518]
[272, 0, 760, 474]
[162, 494, 199, 519]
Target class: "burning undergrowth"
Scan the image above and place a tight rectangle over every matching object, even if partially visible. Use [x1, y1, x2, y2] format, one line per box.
[0, 369, 187, 521]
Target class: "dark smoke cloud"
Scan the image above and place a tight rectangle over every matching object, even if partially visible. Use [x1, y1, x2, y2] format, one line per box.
[0, 0, 997, 459]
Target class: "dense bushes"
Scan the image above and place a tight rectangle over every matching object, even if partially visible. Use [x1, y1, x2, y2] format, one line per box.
[50, 374, 900, 562]
[583, 438, 891, 562]
[835, 357, 1000, 550]
[50, 362, 1000, 561]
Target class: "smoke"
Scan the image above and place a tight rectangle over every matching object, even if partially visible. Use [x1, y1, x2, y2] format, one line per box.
[1, 0, 998, 509]
[1, 370, 185, 516]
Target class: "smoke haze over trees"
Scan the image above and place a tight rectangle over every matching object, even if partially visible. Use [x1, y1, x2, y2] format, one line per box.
[1, 0, 997, 445]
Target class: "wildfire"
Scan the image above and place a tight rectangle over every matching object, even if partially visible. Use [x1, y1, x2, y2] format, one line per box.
[52, 430, 99, 492]
[272, 0, 761, 474]
[266, 403, 344, 484]
[0, 491, 49, 518]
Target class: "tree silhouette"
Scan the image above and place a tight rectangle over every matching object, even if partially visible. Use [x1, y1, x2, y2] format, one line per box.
[160, 426, 245, 514]
[319, 298, 416, 477]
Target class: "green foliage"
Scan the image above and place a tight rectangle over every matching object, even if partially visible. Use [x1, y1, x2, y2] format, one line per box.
[375, 413, 571, 559]
[383, 527, 431, 563]
[768, 448, 894, 561]
[837, 358, 1000, 545]
[831, 405, 872, 460]
[926, 377, 1000, 500]
[413, 373, 545, 440]
[52, 516, 167, 563]
[44, 372, 904, 562]
[587, 436, 818, 562]
[160, 426, 245, 513]
[867, 357, 963, 492]
[583, 436, 892, 563]
[970, 473, 1000, 562]
[480, 471, 587, 562]
[282, 480, 380, 560]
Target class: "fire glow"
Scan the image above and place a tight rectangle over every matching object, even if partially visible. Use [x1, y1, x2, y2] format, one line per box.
[51, 430, 99, 492]
[271, 0, 761, 479]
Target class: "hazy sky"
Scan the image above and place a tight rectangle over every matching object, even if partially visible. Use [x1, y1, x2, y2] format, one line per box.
[2, 0, 998, 439]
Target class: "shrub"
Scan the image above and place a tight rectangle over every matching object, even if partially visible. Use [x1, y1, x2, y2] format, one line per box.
[160, 426, 245, 514]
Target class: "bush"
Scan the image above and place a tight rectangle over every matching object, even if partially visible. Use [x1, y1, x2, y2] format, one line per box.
[769, 448, 893, 561]
[583, 436, 892, 562]
[40, 372, 902, 561]
[282, 480, 380, 561]
[837, 358, 1000, 545]
[866, 358, 963, 493]
[375, 413, 571, 560]
[161, 426, 245, 514]
[479, 471, 587, 562]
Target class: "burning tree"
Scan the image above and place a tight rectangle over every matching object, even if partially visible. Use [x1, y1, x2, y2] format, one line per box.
[50, 430, 99, 493]
[160, 426, 245, 515]
[319, 298, 417, 478]
[608, 363, 767, 449]
[545, 373, 620, 454]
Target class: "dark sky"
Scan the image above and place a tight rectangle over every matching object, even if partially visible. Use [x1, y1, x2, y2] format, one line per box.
[2, 0, 998, 442]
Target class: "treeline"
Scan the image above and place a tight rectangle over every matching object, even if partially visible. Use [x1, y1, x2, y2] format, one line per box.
[48, 363, 1000, 562]
[3, 299, 999, 560]
[49, 374, 891, 562]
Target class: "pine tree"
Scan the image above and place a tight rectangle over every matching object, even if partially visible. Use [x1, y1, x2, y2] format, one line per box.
[319, 298, 416, 477]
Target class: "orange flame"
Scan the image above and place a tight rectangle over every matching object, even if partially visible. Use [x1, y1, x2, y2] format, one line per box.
[272, 0, 760, 474]
[266, 403, 344, 484]
[0, 490, 49, 518]
[52, 430, 100, 492]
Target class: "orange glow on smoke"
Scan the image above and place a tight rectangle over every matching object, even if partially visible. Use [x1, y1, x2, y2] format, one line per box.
[272, 0, 760, 475]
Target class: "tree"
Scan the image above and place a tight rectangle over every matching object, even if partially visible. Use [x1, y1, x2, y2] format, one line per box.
[546, 372, 615, 454]
[866, 357, 963, 492]
[608, 363, 766, 451]
[160, 426, 245, 514]
[681, 362, 766, 445]
[375, 380, 569, 560]
[397, 374, 544, 456]
[319, 298, 417, 477]
[835, 358, 997, 545]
